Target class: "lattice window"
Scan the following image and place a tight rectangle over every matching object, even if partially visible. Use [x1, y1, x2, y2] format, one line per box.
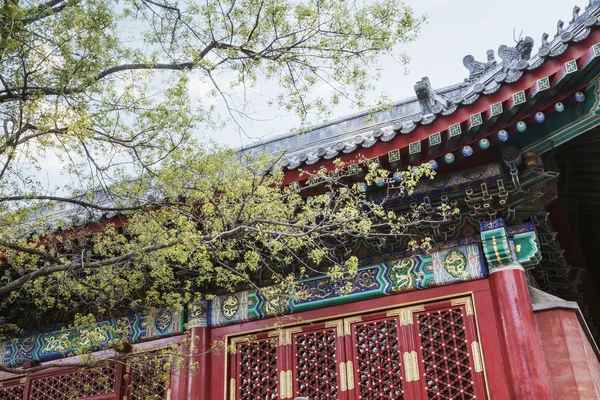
[416, 307, 475, 400]
[0, 383, 25, 400]
[294, 328, 339, 399]
[352, 318, 404, 400]
[127, 356, 168, 400]
[237, 337, 278, 400]
[29, 363, 116, 399]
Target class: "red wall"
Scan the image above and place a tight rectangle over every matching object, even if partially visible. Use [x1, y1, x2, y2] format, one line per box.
[535, 309, 600, 399]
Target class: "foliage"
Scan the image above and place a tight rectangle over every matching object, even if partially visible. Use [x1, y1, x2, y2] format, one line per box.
[0, 0, 436, 377]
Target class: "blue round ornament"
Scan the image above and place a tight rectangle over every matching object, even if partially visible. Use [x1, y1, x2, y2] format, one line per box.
[393, 171, 403, 183]
[462, 146, 473, 157]
[479, 138, 490, 149]
[575, 91, 586, 103]
[534, 112, 545, 123]
[428, 159, 438, 170]
[497, 130, 509, 141]
[555, 102, 565, 112]
[516, 121, 527, 132]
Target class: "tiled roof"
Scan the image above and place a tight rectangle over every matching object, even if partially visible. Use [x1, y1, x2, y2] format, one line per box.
[241, 2, 600, 170]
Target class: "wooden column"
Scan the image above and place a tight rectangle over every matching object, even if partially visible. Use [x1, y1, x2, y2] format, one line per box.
[187, 302, 211, 400]
[489, 265, 552, 399]
[480, 219, 552, 400]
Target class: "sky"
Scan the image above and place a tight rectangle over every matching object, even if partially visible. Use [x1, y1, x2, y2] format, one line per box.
[203, 0, 581, 148]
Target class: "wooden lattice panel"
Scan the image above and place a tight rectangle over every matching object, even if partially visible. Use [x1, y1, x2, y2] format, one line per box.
[293, 327, 339, 399]
[237, 338, 278, 400]
[128, 358, 168, 400]
[351, 317, 404, 399]
[0, 383, 25, 400]
[29, 363, 116, 399]
[416, 307, 475, 399]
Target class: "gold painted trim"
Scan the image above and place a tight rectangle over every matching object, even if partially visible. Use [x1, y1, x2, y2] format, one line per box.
[283, 327, 302, 346]
[343, 317, 362, 336]
[471, 341, 483, 372]
[451, 298, 474, 316]
[279, 370, 287, 398]
[325, 319, 343, 335]
[491, 236, 502, 263]
[346, 360, 355, 390]
[19, 377, 26, 384]
[229, 378, 236, 400]
[403, 351, 420, 382]
[286, 370, 292, 398]
[339, 362, 347, 392]
[387, 305, 425, 326]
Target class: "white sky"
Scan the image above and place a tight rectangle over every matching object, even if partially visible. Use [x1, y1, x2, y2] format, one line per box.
[206, 0, 581, 148]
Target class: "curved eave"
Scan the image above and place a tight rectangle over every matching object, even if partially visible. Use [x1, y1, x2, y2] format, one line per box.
[283, 29, 600, 185]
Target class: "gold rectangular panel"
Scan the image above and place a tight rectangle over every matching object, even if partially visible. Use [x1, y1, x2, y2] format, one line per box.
[403, 351, 420, 382]
[230, 378, 236, 400]
[471, 341, 483, 372]
[339, 361, 347, 392]
[346, 360, 355, 390]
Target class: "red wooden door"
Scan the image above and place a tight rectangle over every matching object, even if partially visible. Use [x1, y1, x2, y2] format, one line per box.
[228, 331, 282, 400]
[344, 313, 410, 400]
[288, 321, 349, 400]
[226, 296, 489, 400]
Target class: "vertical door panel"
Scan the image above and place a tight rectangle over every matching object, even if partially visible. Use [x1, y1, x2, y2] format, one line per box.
[410, 298, 487, 400]
[289, 321, 348, 400]
[344, 313, 409, 400]
[229, 333, 281, 400]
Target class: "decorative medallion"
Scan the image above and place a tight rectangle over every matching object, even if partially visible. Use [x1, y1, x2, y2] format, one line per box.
[188, 303, 206, 318]
[443, 249, 468, 278]
[154, 308, 173, 333]
[221, 294, 240, 320]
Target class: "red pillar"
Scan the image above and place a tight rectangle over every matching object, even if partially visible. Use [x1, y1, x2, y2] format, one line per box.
[489, 265, 552, 400]
[187, 326, 211, 400]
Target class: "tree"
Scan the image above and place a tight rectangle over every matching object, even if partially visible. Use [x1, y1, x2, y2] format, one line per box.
[0, 0, 436, 375]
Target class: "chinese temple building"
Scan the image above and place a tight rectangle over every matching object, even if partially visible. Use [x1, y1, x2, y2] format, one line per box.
[4, 2, 600, 400]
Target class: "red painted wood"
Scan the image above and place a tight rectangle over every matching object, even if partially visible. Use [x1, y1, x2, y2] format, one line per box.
[282, 30, 600, 185]
[187, 327, 211, 400]
[489, 268, 552, 399]
[212, 279, 509, 400]
[472, 290, 510, 400]
[535, 309, 600, 399]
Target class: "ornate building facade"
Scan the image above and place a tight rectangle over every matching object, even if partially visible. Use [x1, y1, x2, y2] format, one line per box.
[3, 2, 600, 400]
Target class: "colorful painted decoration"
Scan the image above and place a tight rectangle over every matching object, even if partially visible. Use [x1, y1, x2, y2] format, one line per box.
[516, 121, 527, 132]
[462, 146, 473, 157]
[575, 91, 586, 102]
[210, 244, 488, 326]
[497, 129, 509, 141]
[428, 159, 438, 170]
[444, 153, 455, 164]
[478, 138, 490, 149]
[393, 171, 403, 182]
[375, 177, 386, 187]
[555, 101, 565, 112]
[357, 182, 368, 192]
[534, 112, 545, 123]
